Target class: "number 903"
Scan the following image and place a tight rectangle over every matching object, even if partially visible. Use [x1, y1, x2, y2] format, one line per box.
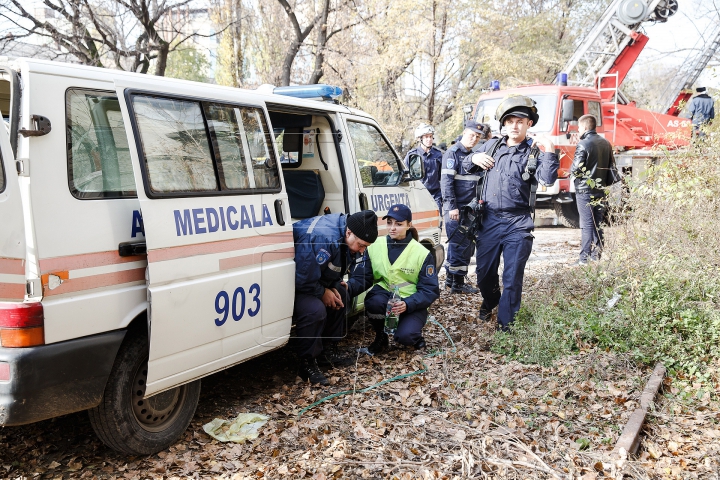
[215, 283, 261, 326]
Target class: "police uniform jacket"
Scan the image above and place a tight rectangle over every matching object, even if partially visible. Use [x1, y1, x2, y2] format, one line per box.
[404, 146, 443, 200]
[688, 94, 715, 126]
[366, 234, 439, 313]
[570, 130, 613, 195]
[466, 137, 559, 219]
[293, 214, 373, 299]
[440, 142, 481, 212]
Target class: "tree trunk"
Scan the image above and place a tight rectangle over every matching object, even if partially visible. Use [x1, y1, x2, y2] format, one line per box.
[155, 41, 169, 76]
[309, 0, 331, 84]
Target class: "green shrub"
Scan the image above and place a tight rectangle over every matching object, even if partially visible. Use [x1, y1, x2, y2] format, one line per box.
[493, 128, 720, 381]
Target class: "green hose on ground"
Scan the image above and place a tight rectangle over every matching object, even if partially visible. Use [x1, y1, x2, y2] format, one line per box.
[296, 316, 456, 418]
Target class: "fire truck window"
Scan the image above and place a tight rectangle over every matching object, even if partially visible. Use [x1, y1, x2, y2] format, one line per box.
[588, 101, 603, 126]
[572, 100, 584, 121]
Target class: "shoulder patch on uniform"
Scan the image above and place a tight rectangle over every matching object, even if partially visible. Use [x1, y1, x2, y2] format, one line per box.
[426, 264, 435, 276]
[446, 159, 454, 168]
[316, 248, 330, 265]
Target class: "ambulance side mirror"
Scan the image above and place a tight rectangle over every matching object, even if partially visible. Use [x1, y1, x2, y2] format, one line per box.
[404, 154, 424, 182]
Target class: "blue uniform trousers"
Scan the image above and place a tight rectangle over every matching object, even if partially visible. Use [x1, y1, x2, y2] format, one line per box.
[365, 288, 427, 346]
[576, 192, 605, 261]
[292, 285, 348, 358]
[475, 213, 534, 328]
[444, 212, 474, 279]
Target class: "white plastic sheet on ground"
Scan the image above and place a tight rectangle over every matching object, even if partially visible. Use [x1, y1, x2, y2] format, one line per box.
[202, 413, 270, 443]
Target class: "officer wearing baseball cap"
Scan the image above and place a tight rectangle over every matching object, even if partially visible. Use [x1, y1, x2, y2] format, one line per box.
[292, 210, 378, 385]
[360, 204, 440, 355]
[465, 95, 559, 331]
[439, 120, 485, 294]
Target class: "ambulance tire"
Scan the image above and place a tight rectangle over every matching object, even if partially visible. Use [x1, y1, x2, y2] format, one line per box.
[554, 197, 580, 229]
[88, 331, 201, 455]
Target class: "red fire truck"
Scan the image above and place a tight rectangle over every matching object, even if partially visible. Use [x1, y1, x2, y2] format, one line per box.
[472, 0, 695, 227]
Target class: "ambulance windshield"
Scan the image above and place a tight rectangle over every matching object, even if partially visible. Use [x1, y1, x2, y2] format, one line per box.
[474, 94, 557, 135]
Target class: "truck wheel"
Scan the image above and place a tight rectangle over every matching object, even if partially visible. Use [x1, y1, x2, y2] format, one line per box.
[88, 331, 201, 455]
[554, 197, 580, 228]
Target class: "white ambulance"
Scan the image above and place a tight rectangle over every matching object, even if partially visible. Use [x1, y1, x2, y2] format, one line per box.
[0, 58, 443, 454]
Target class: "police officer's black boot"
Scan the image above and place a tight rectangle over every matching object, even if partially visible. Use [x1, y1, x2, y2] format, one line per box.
[298, 357, 329, 386]
[444, 274, 454, 291]
[413, 336, 427, 351]
[451, 275, 479, 294]
[317, 342, 354, 368]
[366, 331, 389, 356]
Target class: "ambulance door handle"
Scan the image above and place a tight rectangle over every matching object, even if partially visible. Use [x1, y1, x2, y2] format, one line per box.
[119, 241, 147, 257]
[359, 192, 369, 210]
[274, 199, 285, 226]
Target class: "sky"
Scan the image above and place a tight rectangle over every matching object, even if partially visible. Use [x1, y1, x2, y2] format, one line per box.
[630, 0, 720, 89]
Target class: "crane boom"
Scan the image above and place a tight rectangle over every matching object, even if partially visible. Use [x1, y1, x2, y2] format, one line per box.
[563, 0, 678, 89]
[661, 24, 720, 115]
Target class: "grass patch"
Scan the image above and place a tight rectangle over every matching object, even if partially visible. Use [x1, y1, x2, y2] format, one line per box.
[494, 129, 720, 385]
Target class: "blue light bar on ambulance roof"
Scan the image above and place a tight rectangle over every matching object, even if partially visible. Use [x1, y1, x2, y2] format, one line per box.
[491, 80, 500, 91]
[273, 84, 343, 101]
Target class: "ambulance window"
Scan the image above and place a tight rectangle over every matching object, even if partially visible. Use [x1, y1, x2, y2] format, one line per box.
[66, 89, 137, 199]
[131, 95, 218, 193]
[203, 103, 280, 191]
[588, 101, 603, 126]
[347, 121, 401, 187]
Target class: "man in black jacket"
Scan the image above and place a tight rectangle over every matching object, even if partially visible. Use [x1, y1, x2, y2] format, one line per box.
[571, 114, 613, 265]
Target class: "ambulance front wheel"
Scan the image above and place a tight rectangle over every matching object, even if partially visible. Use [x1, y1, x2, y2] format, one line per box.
[88, 331, 201, 455]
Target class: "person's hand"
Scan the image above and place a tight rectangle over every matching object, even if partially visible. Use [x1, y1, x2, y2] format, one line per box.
[340, 281, 348, 290]
[330, 288, 344, 309]
[322, 288, 343, 309]
[530, 134, 554, 152]
[391, 301, 407, 315]
[471, 152, 495, 170]
[449, 209, 460, 221]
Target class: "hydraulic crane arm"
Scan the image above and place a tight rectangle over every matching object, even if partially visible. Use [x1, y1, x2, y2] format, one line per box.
[661, 24, 720, 115]
[563, 0, 678, 95]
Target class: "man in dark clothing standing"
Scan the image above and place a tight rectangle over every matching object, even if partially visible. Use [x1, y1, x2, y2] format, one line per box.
[688, 87, 715, 137]
[570, 114, 614, 265]
[292, 211, 377, 385]
[404, 123, 444, 215]
[440, 120, 485, 294]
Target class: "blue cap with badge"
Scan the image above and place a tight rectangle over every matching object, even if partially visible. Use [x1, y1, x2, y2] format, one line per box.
[382, 204, 412, 222]
[464, 120, 484, 134]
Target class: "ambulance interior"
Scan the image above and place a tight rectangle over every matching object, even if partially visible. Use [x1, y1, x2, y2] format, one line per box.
[268, 109, 347, 220]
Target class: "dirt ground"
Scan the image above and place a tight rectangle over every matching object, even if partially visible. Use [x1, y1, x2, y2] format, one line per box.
[1, 219, 717, 479]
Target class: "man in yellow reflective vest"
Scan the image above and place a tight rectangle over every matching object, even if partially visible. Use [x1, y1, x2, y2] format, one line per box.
[359, 204, 440, 354]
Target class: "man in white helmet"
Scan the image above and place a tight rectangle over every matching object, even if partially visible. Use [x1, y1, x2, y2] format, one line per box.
[404, 123, 443, 215]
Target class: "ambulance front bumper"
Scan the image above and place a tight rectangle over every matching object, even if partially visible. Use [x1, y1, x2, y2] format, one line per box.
[0, 330, 125, 426]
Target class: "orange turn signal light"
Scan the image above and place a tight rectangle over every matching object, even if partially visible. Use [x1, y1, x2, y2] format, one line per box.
[0, 327, 45, 348]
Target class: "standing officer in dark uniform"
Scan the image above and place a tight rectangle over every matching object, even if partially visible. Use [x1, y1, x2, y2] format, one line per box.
[440, 120, 485, 294]
[687, 87, 715, 137]
[404, 123, 444, 216]
[292, 210, 377, 385]
[466, 96, 558, 331]
[571, 114, 613, 265]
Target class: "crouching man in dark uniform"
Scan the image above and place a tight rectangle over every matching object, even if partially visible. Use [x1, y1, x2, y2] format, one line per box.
[466, 96, 559, 331]
[292, 211, 378, 385]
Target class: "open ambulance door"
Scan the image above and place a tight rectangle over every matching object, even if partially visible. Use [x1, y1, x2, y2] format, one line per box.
[114, 79, 294, 396]
[0, 108, 27, 302]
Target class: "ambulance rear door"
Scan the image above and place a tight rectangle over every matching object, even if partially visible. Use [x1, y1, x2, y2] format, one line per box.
[0, 102, 27, 302]
[114, 78, 294, 396]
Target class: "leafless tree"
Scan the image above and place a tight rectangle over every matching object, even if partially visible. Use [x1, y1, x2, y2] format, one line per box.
[0, 0, 221, 76]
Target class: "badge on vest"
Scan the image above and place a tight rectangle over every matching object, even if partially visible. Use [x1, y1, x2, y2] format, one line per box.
[316, 249, 330, 264]
[426, 265, 435, 276]
[446, 159, 454, 168]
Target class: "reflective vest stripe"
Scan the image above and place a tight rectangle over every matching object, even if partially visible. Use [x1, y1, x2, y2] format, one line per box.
[306, 216, 322, 234]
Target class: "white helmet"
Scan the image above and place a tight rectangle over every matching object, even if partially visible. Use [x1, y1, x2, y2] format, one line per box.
[414, 123, 435, 139]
